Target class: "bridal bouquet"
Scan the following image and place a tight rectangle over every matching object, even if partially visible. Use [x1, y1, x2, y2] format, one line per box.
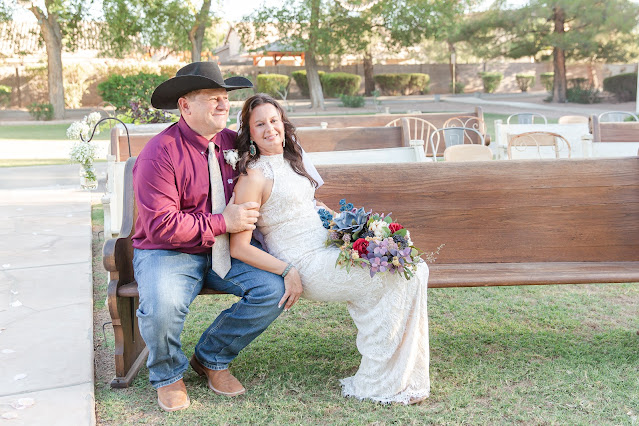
[318, 199, 423, 279]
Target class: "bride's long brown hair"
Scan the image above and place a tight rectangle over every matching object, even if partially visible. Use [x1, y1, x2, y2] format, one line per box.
[236, 93, 318, 187]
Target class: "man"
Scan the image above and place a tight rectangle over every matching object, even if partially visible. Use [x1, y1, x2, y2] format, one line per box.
[132, 62, 292, 412]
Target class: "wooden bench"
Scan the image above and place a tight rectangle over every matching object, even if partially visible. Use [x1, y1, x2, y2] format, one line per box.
[589, 114, 639, 142]
[103, 155, 639, 387]
[108, 121, 412, 162]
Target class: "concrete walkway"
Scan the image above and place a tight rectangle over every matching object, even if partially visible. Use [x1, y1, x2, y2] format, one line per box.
[0, 166, 101, 424]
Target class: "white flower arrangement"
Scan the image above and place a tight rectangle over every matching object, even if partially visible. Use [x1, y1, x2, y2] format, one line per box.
[223, 149, 239, 170]
[66, 112, 102, 141]
[69, 140, 96, 164]
[67, 112, 102, 187]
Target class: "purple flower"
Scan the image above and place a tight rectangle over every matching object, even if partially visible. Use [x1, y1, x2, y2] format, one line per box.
[369, 256, 389, 277]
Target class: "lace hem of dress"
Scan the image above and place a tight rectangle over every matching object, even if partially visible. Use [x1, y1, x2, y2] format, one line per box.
[339, 377, 430, 405]
[247, 160, 274, 180]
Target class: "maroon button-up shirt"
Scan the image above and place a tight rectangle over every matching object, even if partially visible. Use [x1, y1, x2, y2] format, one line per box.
[132, 117, 238, 254]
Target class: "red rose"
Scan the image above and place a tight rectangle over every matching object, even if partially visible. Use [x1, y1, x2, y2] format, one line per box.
[389, 223, 404, 233]
[352, 238, 369, 256]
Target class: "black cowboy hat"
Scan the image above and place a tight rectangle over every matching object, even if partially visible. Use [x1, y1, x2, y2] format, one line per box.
[151, 62, 253, 109]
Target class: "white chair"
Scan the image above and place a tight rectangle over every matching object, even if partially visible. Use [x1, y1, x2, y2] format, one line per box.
[598, 111, 639, 122]
[385, 117, 438, 145]
[558, 115, 588, 124]
[507, 131, 571, 159]
[431, 127, 486, 160]
[507, 112, 548, 125]
[442, 115, 488, 146]
[444, 144, 493, 162]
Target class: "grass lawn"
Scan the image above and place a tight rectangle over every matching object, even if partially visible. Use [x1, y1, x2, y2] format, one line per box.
[0, 123, 110, 140]
[91, 204, 639, 425]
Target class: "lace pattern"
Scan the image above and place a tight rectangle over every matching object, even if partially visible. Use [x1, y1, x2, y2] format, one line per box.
[250, 153, 430, 404]
[247, 159, 274, 180]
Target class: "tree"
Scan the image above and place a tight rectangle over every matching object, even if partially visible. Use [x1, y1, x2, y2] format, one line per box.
[17, 0, 87, 119]
[0, 1, 12, 21]
[240, 0, 357, 109]
[242, 0, 463, 104]
[102, 0, 220, 62]
[459, 0, 639, 102]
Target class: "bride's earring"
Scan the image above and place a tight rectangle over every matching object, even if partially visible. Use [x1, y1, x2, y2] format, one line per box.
[249, 140, 257, 156]
[282, 138, 286, 148]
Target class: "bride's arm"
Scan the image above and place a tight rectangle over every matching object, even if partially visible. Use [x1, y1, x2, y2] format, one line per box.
[230, 169, 303, 310]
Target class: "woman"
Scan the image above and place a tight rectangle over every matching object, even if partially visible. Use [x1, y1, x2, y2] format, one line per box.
[229, 93, 430, 405]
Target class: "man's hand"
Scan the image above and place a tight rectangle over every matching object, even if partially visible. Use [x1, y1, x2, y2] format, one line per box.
[222, 193, 260, 233]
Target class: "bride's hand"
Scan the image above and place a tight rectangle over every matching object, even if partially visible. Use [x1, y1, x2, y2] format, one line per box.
[279, 267, 303, 311]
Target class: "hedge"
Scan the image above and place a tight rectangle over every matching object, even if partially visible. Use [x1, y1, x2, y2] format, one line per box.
[320, 72, 361, 97]
[479, 72, 503, 93]
[98, 72, 169, 109]
[566, 78, 601, 104]
[603, 72, 637, 102]
[540, 72, 554, 92]
[374, 74, 410, 95]
[291, 70, 325, 97]
[450, 81, 466, 94]
[408, 73, 430, 94]
[515, 74, 535, 92]
[374, 73, 430, 95]
[256, 74, 291, 99]
[0, 85, 11, 108]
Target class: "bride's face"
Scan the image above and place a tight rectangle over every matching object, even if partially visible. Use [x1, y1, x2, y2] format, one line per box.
[249, 103, 285, 156]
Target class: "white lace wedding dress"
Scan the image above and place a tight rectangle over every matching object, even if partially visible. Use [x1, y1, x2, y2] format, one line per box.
[249, 154, 430, 404]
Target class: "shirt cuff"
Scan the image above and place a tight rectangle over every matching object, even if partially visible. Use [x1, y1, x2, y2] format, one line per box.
[212, 213, 227, 235]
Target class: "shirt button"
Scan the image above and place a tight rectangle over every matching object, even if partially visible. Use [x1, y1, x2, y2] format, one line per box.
[201, 151, 205, 155]
[227, 179, 233, 184]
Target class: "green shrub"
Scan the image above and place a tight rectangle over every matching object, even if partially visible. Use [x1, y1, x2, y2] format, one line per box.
[515, 74, 535, 92]
[339, 94, 365, 108]
[291, 70, 325, 98]
[603, 72, 637, 102]
[566, 78, 601, 104]
[27, 102, 54, 121]
[479, 72, 503, 93]
[408, 73, 430, 94]
[116, 100, 178, 124]
[540, 72, 554, 92]
[449, 81, 466, 94]
[0, 85, 11, 108]
[256, 74, 290, 99]
[224, 72, 255, 102]
[320, 72, 361, 97]
[98, 72, 169, 110]
[374, 73, 411, 95]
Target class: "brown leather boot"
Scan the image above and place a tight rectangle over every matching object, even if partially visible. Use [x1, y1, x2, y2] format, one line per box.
[157, 379, 190, 412]
[190, 355, 246, 397]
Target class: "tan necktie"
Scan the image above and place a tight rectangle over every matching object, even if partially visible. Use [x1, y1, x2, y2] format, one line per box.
[208, 142, 231, 277]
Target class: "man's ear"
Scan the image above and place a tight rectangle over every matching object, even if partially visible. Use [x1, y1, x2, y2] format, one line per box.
[177, 97, 189, 115]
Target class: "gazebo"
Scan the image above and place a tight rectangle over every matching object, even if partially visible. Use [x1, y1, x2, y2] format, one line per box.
[251, 40, 305, 66]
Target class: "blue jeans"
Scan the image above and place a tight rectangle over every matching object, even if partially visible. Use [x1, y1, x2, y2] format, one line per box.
[133, 240, 285, 389]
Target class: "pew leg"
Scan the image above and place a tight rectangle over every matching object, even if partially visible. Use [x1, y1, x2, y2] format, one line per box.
[108, 280, 148, 388]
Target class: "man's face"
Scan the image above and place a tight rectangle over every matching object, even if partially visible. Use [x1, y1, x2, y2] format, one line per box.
[180, 88, 230, 138]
